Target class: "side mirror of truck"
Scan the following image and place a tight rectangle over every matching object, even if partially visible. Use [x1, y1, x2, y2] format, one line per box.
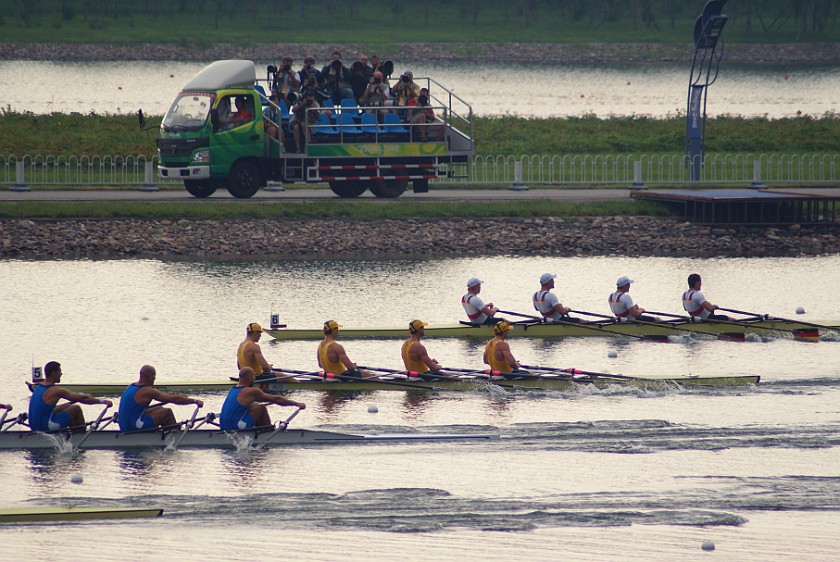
[210, 108, 218, 129]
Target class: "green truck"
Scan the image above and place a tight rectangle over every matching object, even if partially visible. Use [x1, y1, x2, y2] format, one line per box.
[156, 60, 474, 198]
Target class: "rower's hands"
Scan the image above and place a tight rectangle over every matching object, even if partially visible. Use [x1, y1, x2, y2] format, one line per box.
[193, 399, 204, 408]
[2, 404, 11, 411]
[102, 399, 113, 407]
[296, 402, 307, 410]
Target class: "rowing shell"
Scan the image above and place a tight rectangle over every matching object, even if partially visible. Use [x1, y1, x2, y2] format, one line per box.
[26, 373, 761, 397]
[0, 428, 498, 451]
[265, 319, 838, 340]
[0, 506, 163, 523]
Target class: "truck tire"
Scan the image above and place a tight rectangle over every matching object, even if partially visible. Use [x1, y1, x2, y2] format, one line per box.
[370, 179, 408, 198]
[227, 161, 262, 199]
[184, 179, 217, 198]
[329, 181, 368, 198]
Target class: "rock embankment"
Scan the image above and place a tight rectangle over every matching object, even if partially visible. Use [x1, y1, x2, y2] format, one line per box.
[1, 216, 837, 260]
[2, 42, 839, 64]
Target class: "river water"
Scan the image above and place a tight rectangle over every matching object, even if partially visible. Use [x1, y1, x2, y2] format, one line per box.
[2, 60, 838, 119]
[1, 255, 840, 560]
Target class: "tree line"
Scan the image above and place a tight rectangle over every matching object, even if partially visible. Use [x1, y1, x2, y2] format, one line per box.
[4, 0, 838, 40]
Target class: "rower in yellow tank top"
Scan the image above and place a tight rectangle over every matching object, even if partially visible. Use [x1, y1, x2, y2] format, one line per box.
[400, 320, 444, 377]
[317, 320, 378, 380]
[318, 340, 347, 375]
[483, 320, 521, 374]
[237, 323, 273, 376]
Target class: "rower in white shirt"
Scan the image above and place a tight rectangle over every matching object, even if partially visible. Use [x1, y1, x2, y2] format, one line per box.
[532, 272, 582, 323]
[608, 276, 661, 322]
[682, 273, 731, 320]
[461, 277, 499, 325]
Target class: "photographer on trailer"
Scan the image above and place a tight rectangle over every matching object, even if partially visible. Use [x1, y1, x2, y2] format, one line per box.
[289, 89, 321, 153]
[391, 69, 420, 122]
[321, 51, 354, 104]
[272, 57, 301, 106]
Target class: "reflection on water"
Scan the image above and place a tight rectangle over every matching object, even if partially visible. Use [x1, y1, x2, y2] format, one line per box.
[2, 60, 838, 118]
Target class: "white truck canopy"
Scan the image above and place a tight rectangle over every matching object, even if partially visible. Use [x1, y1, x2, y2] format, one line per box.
[183, 60, 257, 90]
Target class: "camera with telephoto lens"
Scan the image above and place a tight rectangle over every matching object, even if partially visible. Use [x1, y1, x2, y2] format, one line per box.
[331, 59, 342, 71]
[400, 75, 410, 84]
[374, 77, 382, 85]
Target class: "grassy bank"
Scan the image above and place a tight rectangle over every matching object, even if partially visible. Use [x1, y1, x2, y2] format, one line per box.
[2, 112, 840, 157]
[0, 199, 669, 220]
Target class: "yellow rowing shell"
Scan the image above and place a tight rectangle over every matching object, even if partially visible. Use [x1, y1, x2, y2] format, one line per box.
[0, 506, 163, 523]
[25, 372, 761, 397]
[266, 319, 836, 340]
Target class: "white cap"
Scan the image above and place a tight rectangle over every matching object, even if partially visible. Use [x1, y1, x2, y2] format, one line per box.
[539, 273, 556, 285]
[467, 277, 483, 288]
[616, 276, 634, 287]
[403, 68, 413, 77]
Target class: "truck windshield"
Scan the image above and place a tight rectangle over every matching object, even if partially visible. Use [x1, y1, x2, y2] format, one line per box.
[161, 92, 214, 132]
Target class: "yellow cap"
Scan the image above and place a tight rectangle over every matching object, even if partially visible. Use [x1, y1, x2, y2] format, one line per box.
[493, 320, 513, 335]
[247, 322, 263, 333]
[409, 319, 429, 333]
[323, 320, 343, 333]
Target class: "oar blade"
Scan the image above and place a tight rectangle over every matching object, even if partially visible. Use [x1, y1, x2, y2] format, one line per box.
[718, 332, 746, 342]
[792, 328, 820, 341]
[640, 334, 671, 343]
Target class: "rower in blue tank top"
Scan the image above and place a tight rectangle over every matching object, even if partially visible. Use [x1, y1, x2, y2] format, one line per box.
[220, 367, 305, 431]
[28, 361, 111, 431]
[118, 365, 203, 432]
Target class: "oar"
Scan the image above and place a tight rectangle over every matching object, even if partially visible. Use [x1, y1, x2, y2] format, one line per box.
[0, 406, 11, 429]
[520, 364, 642, 382]
[718, 307, 835, 332]
[567, 309, 616, 320]
[255, 407, 303, 450]
[328, 371, 458, 392]
[358, 365, 456, 382]
[497, 309, 542, 321]
[543, 315, 672, 342]
[170, 404, 203, 451]
[75, 403, 113, 450]
[644, 311, 746, 341]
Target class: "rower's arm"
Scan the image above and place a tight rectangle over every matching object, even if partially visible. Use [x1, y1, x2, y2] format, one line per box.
[147, 388, 203, 408]
[335, 344, 357, 371]
[554, 302, 571, 315]
[56, 388, 111, 407]
[702, 301, 719, 312]
[417, 344, 442, 371]
[499, 343, 520, 370]
[252, 345, 273, 372]
[252, 388, 305, 409]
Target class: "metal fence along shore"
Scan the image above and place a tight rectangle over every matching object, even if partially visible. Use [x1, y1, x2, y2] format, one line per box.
[1, 153, 839, 189]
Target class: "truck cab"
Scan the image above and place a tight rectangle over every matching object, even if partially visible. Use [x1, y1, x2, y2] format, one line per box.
[157, 60, 473, 198]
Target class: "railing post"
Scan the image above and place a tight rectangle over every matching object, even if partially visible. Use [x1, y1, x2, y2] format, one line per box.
[11, 160, 30, 192]
[508, 159, 528, 191]
[139, 161, 159, 192]
[629, 160, 647, 190]
[748, 159, 766, 189]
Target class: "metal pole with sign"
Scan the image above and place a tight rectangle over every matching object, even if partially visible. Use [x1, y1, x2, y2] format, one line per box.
[686, 0, 729, 181]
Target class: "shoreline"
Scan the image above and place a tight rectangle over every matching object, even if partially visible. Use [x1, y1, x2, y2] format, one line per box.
[2, 216, 837, 261]
[1, 42, 840, 64]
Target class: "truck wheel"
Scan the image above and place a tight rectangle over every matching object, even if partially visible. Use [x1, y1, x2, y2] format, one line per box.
[370, 179, 408, 198]
[227, 161, 262, 199]
[329, 181, 368, 198]
[184, 180, 217, 198]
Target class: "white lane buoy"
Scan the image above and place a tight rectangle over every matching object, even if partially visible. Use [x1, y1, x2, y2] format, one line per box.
[795, 307, 805, 315]
[701, 540, 715, 551]
[607, 350, 618, 358]
[71, 474, 84, 484]
[367, 404, 378, 414]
